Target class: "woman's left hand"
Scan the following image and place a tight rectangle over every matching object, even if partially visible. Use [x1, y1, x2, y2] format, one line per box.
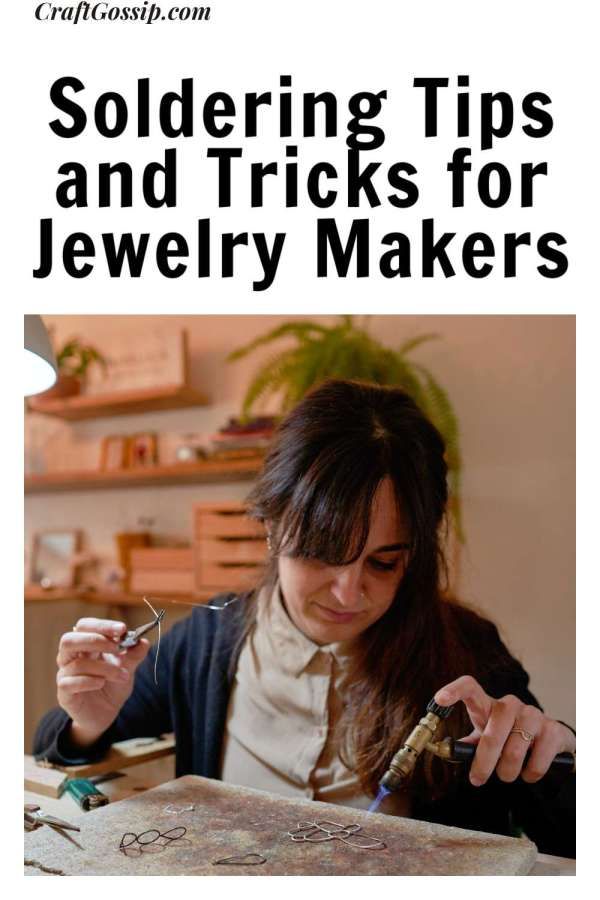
[434, 676, 576, 786]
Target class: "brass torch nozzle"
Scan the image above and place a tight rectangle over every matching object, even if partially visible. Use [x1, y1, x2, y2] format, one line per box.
[379, 699, 454, 793]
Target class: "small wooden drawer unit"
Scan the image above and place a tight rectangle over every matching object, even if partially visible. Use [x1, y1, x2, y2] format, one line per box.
[129, 547, 195, 594]
[194, 502, 267, 592]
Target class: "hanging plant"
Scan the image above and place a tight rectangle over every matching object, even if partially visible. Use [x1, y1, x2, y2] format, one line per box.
[228, 316, 464, 540]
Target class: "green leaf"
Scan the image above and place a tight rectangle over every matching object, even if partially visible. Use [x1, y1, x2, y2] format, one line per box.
[226, 321, 329, 361]
[398, 333, 440, 356]
[55, 336, 106, 377]
[240, 348, 297, 416]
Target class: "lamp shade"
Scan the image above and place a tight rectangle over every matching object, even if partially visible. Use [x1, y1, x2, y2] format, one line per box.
[24, 315, 57, 396]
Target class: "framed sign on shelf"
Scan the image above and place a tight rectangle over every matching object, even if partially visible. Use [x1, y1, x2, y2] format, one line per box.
[127, 432, 158, 468]
[85, 328, 189, 396]
[100, 435, 129, 470]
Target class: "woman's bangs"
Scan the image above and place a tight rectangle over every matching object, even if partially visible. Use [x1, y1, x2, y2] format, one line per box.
[278, 446, 384, 565]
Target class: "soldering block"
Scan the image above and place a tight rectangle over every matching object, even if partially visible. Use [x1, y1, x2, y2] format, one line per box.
[24, 774, 538, 875]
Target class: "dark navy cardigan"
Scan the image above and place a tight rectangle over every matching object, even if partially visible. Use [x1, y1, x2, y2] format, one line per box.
[33, 596, 575, 858]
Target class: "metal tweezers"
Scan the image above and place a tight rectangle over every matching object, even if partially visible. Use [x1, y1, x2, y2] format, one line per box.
[24, 804, 80, 833]
[119, 608, 165, 649]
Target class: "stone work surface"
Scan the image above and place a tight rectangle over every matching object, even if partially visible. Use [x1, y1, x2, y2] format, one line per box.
[24, 774, 537, 876]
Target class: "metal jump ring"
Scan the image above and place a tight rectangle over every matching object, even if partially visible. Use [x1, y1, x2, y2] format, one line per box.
[160, 826, 187, 842]
[136, 829, 162, 845]
[289, 827, 322, 842]
[339, 835, 387, 850]
[316, 820, 358, 834]
[119, 832, 139, 849]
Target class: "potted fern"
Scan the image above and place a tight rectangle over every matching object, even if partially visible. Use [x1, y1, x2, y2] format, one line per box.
[40, 337, 107, 399]
[228, 316, 463, 539]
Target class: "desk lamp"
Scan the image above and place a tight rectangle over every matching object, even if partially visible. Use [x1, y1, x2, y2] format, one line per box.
[24, 315, 57, 396]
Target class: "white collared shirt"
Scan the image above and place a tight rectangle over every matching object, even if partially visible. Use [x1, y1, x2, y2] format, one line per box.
[220, 582, 410, 815]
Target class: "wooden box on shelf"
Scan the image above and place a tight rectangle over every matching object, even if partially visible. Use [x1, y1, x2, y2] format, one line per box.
[129, 547, 195, 594]
[193, 503, 267, 592]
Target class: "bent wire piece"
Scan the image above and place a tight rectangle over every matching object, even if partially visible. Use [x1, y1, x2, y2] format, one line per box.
[119, 826, 187, 856]
[202, 595, 243, 611]
[288, 820, 386, 851]
[212, 853, 267, 866]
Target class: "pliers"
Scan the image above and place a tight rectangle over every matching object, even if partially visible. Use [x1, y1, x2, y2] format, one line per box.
[118, 608, 165, 649]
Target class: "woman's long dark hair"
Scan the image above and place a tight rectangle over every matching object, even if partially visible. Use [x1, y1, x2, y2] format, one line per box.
[243, 379, 504, 799]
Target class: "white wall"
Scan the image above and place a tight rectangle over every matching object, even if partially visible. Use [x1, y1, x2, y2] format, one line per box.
[25, 314, 575, 726]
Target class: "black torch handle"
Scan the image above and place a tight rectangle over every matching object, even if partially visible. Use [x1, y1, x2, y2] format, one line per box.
[451, 739, 575, 772]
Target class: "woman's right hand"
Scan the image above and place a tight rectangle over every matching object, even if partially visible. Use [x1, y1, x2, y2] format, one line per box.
[56, 617, 151, 748]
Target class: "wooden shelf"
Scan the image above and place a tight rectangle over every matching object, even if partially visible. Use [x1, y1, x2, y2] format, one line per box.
[25, 456, 265, 494]
[27, 384, 209, 420]
[24, 585, 218, 607]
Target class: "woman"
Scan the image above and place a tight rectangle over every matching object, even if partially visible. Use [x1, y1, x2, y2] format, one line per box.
[34, 380, 575, 857]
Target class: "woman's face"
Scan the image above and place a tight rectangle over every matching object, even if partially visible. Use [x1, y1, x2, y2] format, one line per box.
[276, 478, 411, 645]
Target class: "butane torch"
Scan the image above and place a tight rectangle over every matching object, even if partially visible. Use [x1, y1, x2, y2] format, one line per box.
[379, 698, 576, 794]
